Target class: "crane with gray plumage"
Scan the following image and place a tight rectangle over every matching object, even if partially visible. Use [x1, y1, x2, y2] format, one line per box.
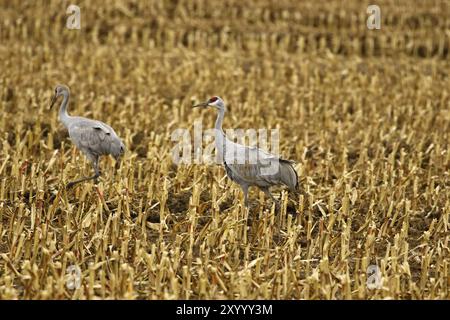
[193, 96, 298, 207]
[50, 84, 125, 188]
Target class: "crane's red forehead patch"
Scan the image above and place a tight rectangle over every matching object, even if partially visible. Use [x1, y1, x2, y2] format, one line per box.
[209, 96, 218, 102]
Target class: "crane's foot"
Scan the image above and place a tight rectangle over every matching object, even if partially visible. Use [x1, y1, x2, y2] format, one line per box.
[94, 171, 102, 184]
[48, 193, 57, 202]
[244, 200, 259, 210]
[66, 181, 78, 189]
[66, 173, 100, 189]
[272, 200, 281, 212]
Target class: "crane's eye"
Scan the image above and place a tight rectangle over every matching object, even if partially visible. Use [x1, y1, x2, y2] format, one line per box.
[209, 97, 218, 103]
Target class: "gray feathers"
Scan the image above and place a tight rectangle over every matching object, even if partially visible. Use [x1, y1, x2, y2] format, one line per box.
[224, 157, 298, 192]
[278, 159, 298, 191]
[194, 95, 300, 206]
[52, 84, 125, 188]
[67, 117, 125, 160]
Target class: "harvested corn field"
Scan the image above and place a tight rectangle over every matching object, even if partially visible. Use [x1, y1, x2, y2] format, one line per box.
[0, 0, 449, 299]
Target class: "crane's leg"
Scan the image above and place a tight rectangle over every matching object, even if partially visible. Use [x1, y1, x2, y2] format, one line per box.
[262, 187, 280, 208]
[242, 185, 249, 207]
[114, 155, 121, 170]
[66, 156, 100, 189]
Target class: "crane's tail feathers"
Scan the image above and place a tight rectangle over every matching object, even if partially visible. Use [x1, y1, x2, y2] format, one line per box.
[113, 141, 126, 162]
[279, 159, 299, 192]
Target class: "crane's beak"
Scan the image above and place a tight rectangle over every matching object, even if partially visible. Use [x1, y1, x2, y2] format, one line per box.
[50, 94, 57, 109]
[193, 101, 209, 108]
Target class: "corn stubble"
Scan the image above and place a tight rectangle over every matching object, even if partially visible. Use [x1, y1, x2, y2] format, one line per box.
[0, 0, 449, 299]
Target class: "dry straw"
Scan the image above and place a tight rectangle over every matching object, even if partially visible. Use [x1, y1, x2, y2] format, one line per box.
[0, 0, 449, 299]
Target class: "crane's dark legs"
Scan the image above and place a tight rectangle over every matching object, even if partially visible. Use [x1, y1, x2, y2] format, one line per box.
[115, 159, 121, 170]
[242, 185, 249, 207]
[66, 157, 100, 189]
[262, 187, 280, 208]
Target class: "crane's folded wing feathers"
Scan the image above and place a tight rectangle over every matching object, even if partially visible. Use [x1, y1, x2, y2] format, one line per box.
[68, 120, 124, 158]
[224, 159, 298, 191]
[223, 142, 298, 190]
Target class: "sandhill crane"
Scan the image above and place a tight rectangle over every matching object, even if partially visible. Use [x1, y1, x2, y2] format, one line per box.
[193, 96, 298, 207]
[50, 84, 125, 188]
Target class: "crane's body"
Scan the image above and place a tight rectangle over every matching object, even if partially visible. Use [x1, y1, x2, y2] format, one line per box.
[65, 117, 124, 160]
[50, 84, 125, 188]
[194, 96, 298, 207]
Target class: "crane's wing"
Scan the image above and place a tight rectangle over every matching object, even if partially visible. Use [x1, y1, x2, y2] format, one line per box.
[68, 119, 125, 158]
[223, 139, 297, 190]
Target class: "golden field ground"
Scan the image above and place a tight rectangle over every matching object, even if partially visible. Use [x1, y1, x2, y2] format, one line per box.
[0, 0, 449, 299]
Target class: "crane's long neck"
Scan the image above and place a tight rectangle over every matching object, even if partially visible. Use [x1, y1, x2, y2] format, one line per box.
[215, 107, 226, 162]
[59, 91, 71, 128]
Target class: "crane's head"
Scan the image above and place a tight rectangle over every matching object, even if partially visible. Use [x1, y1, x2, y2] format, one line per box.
[193, 96, 225, 110]
[50, 84, 70, 109]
